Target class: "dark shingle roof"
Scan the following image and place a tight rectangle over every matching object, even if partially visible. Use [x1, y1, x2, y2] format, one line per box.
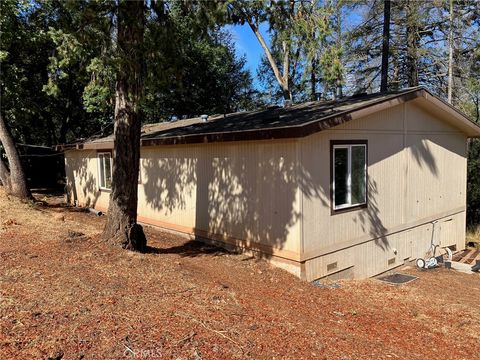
[64, 86, 478, 150]
[140, 87, 421, 145]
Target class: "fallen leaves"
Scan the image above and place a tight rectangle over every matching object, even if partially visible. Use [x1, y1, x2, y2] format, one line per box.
[0, 187, 479, 359]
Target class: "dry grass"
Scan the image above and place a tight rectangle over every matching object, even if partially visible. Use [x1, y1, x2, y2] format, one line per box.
[466, 226, 480, 248]
[1, 188, 479, 359]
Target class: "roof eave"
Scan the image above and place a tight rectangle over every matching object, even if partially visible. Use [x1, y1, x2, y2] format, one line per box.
[419, 90, 480, 137]
[81, 141, 114, 150]
[61, 87, 480, 148]
[141, 88, 424, 146]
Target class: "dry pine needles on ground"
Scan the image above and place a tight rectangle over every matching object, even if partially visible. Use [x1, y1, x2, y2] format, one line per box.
[1, 188, 479, 359]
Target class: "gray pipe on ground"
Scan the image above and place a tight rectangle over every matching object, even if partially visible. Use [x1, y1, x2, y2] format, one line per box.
[87, 208, 103, 216]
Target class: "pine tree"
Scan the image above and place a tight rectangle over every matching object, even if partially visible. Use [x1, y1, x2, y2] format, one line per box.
[101, 0, 147, 251]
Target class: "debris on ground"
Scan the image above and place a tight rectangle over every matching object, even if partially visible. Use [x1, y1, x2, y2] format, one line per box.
[1, 188, 479, 359]
[1, 218, 20, 228]
[450, 261, 476, 274]
[472, 261, 480, 272]
[377, 273, 417, 285]
[452, 247, 480, 265]
[311, 279, 341, 289]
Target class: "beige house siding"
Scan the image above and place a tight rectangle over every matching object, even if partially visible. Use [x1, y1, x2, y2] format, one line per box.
[64, 99, 469, 281]
[138, 140, 303, 261]
[65, 149, 110, 210]
[65, 140, 303, 264]
[300, 100, 467, 280]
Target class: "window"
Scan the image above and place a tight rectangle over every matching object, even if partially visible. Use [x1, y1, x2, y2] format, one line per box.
[98, 152, 112, 190]
[332, 141, 367, 211]
[138, 158, 142, 184]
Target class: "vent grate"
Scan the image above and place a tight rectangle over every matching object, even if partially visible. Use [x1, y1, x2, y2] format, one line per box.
[327, 262, 338, 272]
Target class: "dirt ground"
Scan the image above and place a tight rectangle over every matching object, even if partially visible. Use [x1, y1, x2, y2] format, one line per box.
[1, 189, 479, 359]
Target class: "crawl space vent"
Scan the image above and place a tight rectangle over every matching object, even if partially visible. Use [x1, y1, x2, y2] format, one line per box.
[377, 273, 417, 285]
[327, 262, 338, 272]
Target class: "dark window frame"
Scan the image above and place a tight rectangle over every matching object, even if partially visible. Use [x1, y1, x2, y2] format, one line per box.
[330, 140, 368, 215]
[97, 150, 113, 192]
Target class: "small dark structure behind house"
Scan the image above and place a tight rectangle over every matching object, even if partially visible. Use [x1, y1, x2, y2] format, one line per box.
[18, 144, 65, 190]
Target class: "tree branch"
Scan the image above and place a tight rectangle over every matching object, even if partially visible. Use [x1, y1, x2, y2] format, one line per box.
[290, 43, 302, 83]
[245, 18, 286, 91]
[282, 40, 289, 90]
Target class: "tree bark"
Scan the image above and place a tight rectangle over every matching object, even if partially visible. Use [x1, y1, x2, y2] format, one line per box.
[447, 0, 454, 103]
[380, 0, 391, 93]
[246, 19, 291, 102]
[406, 0, 419, 87]
[310, 57, 317, 101]
[102, 0, 146, 252]
[391, 20, 401, 91]
[0, 157, 12, 192]
[281, 40, 292, 102]
[0, 114, 32, 200]
[335, 7, 343, 99]
[309, 0, 317, 102]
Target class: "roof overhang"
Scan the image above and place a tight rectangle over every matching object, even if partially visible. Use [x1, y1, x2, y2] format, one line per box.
[414, 90, 480, 137]
[140, 88, 480, 146]
[56, 141, 114, 151]
[80, 141, 114, 150]
[57, 87, 480, 150]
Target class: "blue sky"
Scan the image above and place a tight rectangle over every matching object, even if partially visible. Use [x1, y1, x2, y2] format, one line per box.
[224, 10, 365, 91]
[224, 23, 271, 87]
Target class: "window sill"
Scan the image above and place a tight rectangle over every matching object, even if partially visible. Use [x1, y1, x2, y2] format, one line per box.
[99, 188, 111, 193]
[331, 203, 367, 215]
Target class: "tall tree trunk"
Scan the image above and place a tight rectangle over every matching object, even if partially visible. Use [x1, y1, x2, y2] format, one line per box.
[282, 40, 292, 103]
[380, 0, 391, 93]
[245, 17, 291, 102]
[335, 79, 343, 99]
[0, 157, 12, 192]
[102, 0, 146, 252]
[309, 0, 317, 102]
[310, 57, 317, 101]
[44, 112, 58, 147]
[0, 114, 32, 200]
[391, 18, 401, 91]
[392, 57, 399, 90]
[447, 0, 454, 104]
[406, 0, 419, 87]
[473, 100, 480, 123]
[335, 7, 343, 99]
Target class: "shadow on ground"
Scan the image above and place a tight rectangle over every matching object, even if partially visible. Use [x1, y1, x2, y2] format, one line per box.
[146, 239, 231, 258]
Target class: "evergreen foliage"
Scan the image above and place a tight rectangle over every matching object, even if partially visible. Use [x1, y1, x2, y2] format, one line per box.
[0, 0, 479, 224]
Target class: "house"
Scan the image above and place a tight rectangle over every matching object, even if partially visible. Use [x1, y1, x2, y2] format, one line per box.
[61, 87, 480, 281]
